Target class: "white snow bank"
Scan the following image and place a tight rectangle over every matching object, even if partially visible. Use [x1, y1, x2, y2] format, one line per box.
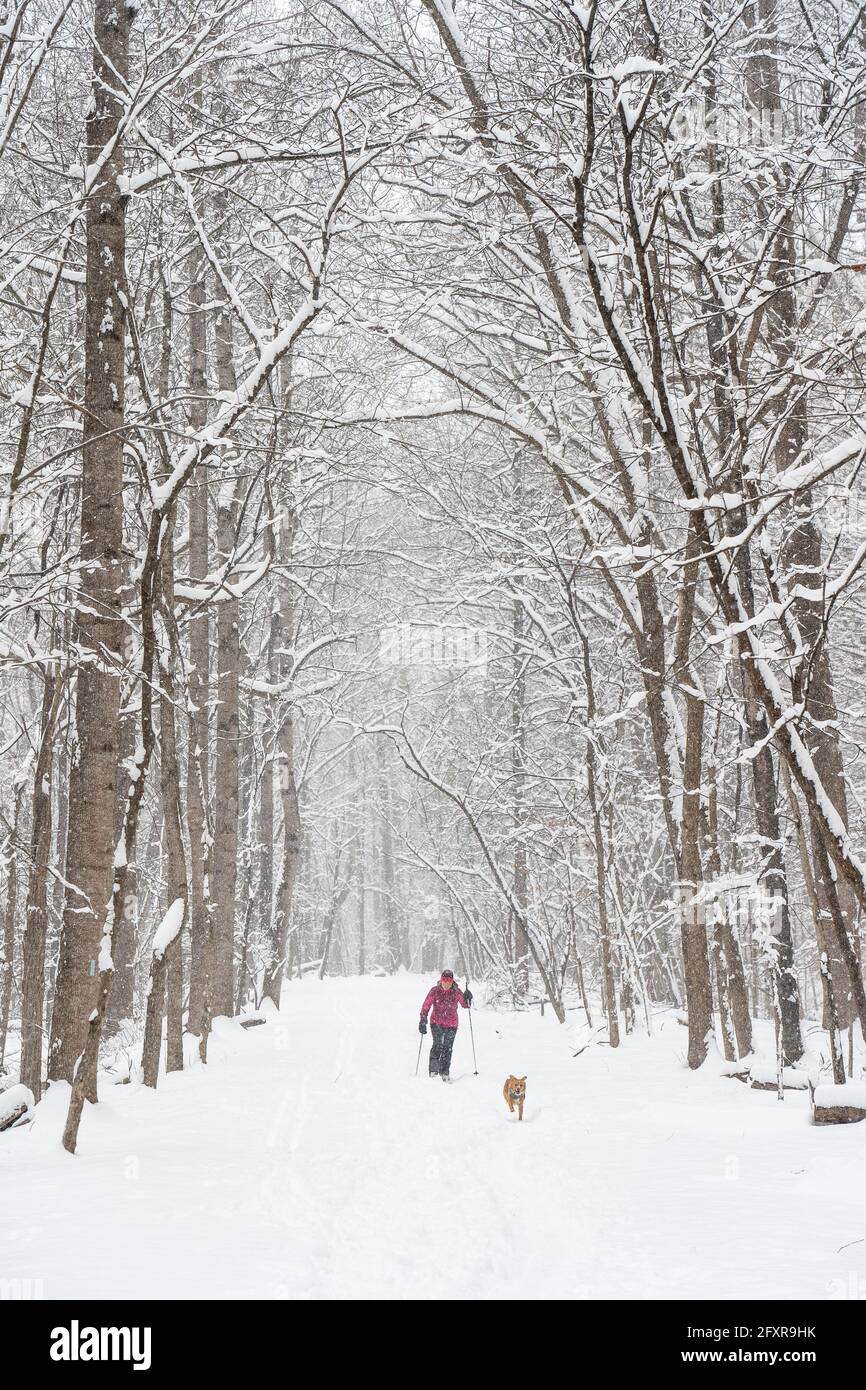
[814, 1083, 866, 1109]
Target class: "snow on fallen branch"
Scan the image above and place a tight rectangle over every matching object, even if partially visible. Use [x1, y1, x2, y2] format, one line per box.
[150, 898, 184, 961]
[0, 1084, 35, 1132]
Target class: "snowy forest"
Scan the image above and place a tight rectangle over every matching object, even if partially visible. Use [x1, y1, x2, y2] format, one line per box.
[2, 0, 866, 1303]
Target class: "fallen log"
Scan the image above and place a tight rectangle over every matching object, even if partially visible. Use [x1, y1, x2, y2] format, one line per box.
[722, 1063, 813, 1092]
[812, 1083, 866, 1125]
[0, 1084, 35, 1132]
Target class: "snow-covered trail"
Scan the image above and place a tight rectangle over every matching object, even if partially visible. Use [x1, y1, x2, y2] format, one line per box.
[2, 975, 864, 1299]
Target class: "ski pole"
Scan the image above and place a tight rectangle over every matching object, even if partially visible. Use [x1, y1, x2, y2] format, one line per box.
[466, 981, 478, 1075]
[415, 1033, 424, 1077]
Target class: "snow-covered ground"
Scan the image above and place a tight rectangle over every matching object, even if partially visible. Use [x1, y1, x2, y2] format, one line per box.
[2, 975, 864, 1300]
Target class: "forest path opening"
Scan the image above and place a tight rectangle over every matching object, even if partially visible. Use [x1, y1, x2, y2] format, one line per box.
[2, 975, 862, 1299]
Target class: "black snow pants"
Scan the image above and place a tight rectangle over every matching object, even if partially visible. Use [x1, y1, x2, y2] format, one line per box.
[429, 1024, 457, 1076]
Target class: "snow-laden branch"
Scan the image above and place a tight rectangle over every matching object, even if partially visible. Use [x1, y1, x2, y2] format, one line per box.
[150, 899, 185, 961]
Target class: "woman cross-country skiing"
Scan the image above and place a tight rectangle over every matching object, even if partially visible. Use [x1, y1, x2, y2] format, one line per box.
[419, 969, 473, 1081]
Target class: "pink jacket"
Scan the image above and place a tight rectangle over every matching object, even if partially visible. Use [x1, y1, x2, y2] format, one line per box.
[421, 982, 468, 1029]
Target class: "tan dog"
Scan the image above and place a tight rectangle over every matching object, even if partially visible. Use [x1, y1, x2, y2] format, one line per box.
[503, 1075, 527, 1121]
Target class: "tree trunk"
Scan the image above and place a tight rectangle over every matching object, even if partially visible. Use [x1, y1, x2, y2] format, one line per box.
[678, 691, 713, 1068]
[19, 673, 63, 1099]
[318, 839, 353, 981]
[378, 761, 403, 971]
[211, 302, 240, 1018]
[48, 0, 130, 1089]
[0, 784, 24, 1072]
[356, 816, 366, 976]
[158, 523, 187, 1076]
[263, 706, 301, 1005]
[185, 246, 211, 1040]
[744, 0, 845, 1040]
[106, 656, 137, 1035]
[261, 490, 302, 1007]
[578, 628, 619, 1048]
[672, 526, 713, 1067]
[706, 744, 751, 1061]
[257, 735, 275, 976]
[511, 588, 530, 1000]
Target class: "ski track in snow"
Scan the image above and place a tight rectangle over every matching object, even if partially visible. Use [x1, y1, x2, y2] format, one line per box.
[2, 975, 864, 1300]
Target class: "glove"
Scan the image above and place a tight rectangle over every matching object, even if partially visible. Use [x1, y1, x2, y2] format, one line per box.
[419, 1020, 427, 1035]
[464, 988, 473, 1007]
